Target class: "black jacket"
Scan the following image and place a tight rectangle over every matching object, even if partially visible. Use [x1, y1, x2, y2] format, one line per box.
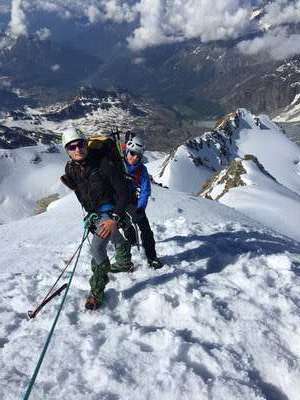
[61, 150, 129, 218]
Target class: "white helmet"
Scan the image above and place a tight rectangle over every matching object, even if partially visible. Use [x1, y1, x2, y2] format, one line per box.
[62, 126, 86, 149]
[126, 136, 145, 155]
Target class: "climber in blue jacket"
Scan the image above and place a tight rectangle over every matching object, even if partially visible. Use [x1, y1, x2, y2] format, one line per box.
[125, 136, 163, 269]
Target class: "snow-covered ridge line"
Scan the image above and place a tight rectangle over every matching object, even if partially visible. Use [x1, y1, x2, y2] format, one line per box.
[199, 154, 300, 242]
[148, 108, 300, 242]
[274, 92, 300, 122]
[152, 108, 283, 192]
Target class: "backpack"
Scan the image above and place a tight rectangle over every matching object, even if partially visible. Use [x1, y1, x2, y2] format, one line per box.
[87, 134, 126, 175]
[87, 134, 138, 199]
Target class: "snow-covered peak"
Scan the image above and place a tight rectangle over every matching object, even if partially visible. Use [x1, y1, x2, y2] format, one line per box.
[152, 108, 292, 193]
[148, 108, 300, 242]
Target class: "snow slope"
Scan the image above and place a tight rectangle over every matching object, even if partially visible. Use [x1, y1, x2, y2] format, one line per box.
[274, 93, 300, 123]
[0, 145, 68, 223]
[201, 156, 300, 242]
[236, 111, 300, 196]
[151, 146, 212, 192]
[1, 185, 300, 400]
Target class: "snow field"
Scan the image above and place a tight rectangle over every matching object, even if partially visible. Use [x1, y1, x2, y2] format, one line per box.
[1, 109, 300, 399]
[1, 187, 300, 399]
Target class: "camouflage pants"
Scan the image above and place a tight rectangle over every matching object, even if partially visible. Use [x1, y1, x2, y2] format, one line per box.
[89, 213, 131, 300]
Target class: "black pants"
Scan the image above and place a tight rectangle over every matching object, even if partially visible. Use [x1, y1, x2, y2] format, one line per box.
[134, 209, 157, 261]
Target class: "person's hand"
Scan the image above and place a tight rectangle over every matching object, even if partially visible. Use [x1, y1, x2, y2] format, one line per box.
[98, 219, 118, 239]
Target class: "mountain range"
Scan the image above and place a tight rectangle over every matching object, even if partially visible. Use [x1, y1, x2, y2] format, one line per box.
[0, 1, 300, 123]
[0, 87, 194, 152]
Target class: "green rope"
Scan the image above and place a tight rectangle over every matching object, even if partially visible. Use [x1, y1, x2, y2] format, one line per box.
[22, 228, 89, 400]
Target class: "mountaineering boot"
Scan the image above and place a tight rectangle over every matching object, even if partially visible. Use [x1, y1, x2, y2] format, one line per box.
[85, 293, 101, 310]
[85, 258, 110, 310]
[110, 242, 134, 273]
[148, 258, 163, 269]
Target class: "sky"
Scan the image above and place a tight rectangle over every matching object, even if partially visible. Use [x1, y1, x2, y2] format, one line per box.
[1, 0, 300, 60]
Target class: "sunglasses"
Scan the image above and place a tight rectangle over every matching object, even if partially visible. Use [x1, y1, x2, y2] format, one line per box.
[67, 140, 86, 151]
[129, 150, 141, 157]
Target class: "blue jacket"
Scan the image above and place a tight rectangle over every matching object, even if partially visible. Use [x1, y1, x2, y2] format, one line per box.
[125, 160, 151, 209]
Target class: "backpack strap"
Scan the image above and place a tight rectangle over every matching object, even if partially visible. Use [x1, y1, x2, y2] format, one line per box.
[134, 165, 143, 187]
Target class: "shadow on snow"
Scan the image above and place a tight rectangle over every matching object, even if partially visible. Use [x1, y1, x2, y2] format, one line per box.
[123, 230, 300, 300]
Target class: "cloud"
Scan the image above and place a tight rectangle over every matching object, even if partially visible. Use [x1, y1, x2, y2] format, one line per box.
[238, 1, 300, 60]
[127, 0, 251, 50]
[9, 0, 28, 38]
[132, 56, 145, 64]
[85, 5, 102, 23]
[51, 64, 61, 71]
[261, 0, 300, 27]
[36, 27, 51, 40]
[6, 0, 300, 58]
[101, 0, 136, 23]
[238, 27, 300, 60]
[11, 0, 251, 50]
[84, 1, 137, 24]
[24, 0, 135, 21]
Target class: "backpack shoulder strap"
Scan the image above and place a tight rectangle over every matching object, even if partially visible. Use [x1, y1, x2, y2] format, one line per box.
[134, 165, 143, 186]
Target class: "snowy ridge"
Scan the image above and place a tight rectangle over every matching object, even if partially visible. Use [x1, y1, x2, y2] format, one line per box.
[274, 92, 300, 122]
[200, 155, 300, 242]
[149, 109, 300, 242]
[151, 111, 241, 192]
[1, 185, 300, 399]
[152, 109, 271, 192]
